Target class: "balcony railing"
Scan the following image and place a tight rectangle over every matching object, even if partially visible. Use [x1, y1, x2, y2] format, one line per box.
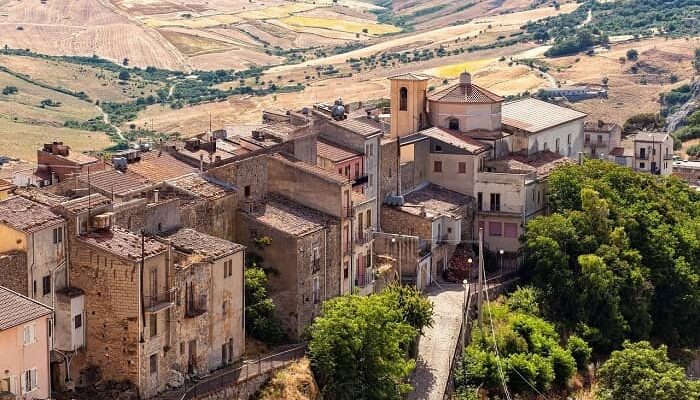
[343, 206, 354, 218]
[638, 154, 649, 160]
[352, 174, 369, 187]
[355, 228, 374, 245]
[355, 270, 373, 288]
[185, 295, 207, 318]
[144, 292, 174, 313]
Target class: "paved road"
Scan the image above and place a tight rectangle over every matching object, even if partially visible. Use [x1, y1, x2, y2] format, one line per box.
[408, 283, 466, 400]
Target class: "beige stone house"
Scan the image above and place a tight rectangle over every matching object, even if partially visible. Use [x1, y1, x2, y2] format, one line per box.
[380, 71, 586, 259]
[158, 228, 245, 375]
[583, 120, 622, 158]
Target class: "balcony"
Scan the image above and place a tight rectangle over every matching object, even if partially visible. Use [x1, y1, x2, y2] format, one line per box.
[437, 234, 449, 245]
[355, 270, 373, 288]
[311, 258, 321, 273]
[352, 174, 369, 187]
[638, 154, 649, 160]
[355, 228, 374, 245]
[185, 295, 207, 318]
[343, 206, 355, 218]
[145, 292, 174, 313]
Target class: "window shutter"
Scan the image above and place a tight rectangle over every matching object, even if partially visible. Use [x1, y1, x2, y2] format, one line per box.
[30, 369, 37, 389]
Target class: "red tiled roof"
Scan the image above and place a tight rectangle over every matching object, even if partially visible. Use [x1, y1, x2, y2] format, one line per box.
[419, 127, 490, 154]
[78, 169, 152, 197]
[0, 196, 64, 233]
[60, 194, 112, 214]
[167, 174, 231, 199]
[328, 118, 382, 137]
[78, 227, 167, 262]
[243, 194, 328, 237]
[388, 72, 430, 81]
[0, 286, 52, 331]
[428, 82, 503, 103]
[269, 153, 350, 185]
[163, 228, 244, 260]
[127, 152, 197, 183]
[0, 179, 14, 192]
[316, 139, 362, 163]
[502, 98, 586, 133]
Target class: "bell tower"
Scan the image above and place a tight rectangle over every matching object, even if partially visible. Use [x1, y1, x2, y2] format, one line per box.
[389, 73, 429, 138]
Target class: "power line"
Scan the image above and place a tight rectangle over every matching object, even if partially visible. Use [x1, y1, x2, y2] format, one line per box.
[482, 259, 513, 400]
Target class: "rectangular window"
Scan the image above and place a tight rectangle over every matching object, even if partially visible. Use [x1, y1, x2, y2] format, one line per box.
[458, 162, 466, 174]
[74, 314, 82, 330]
[224, 261, 228, 278]
[354, 163, 360, 179]
[149, 354, 157, 375]
[312, 277, 320, 304]
[23, 324, 36, 345]
[150, 314, 157, 338]
[640, 162, 645, 169]
[53, 227, 63, 244]
[42, 275, 51, 296]
[244, 186, 251, 198]
[221, 344, 228, 365]
[489, 222, 502, 237]
[504, 223, 518, 238]
[433, 161, 442, 173]
[23, 369, 37, 393]
[477, 192, 483, 211]
[490, 193, 501, 212]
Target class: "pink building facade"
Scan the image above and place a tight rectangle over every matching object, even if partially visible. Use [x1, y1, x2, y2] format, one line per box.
[0, 286, 53, 399]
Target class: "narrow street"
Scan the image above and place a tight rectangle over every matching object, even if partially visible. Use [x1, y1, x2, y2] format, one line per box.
[408, 283, 466, 400]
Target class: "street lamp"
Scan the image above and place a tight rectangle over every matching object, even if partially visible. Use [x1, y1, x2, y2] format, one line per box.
[498, 249, 504, 276]
[462, 278, 469, 350]
[467, 257, 473, 281]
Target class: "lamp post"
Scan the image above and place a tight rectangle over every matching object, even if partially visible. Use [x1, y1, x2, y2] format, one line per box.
[498, 249, 504, 276]
[462, 278, 469, 350]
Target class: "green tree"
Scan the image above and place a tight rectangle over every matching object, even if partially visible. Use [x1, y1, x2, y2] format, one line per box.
[245, 266, 284, 345]
[626, 49, 639, 60]
[1, 86, 17, 95]
[308, 288, 433, 400]
[598, 341, 700, 400]
[118, 70, 130, 81]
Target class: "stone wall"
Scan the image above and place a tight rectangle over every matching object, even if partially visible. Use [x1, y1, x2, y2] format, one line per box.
[179, 195, 238, 242]
[0, 251, 28, 295]
[379, 139, 399, 202]
[208, 156, 268, 203]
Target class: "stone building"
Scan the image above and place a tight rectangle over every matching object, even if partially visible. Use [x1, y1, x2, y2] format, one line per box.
[380, 184, 473, 288]
[70, 226, 174, 399]
[37, 142, 104, 184]
[158, 229, 245, 375]
[0, 196, 66, 308]
[583, 120, 622, 158]
[380, 71, 586, 258]
[236, 193, 340, 339]
[610, 131, 674, 176]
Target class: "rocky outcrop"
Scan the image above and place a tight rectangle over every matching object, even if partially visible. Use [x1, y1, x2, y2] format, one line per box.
[666, 80, 700, 133]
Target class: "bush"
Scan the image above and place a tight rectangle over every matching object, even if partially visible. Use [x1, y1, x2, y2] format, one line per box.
[2, 86, 17, 95]
[566, 335, 591, 371]
[245, 267, 285, 345]
[626, 49, 639, 60]
[687, 143, 700, 158]
[507, 286, 541, 316]
[118, 70, 130, 81]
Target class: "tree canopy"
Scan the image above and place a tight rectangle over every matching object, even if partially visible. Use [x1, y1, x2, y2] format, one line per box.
[454, 287, 586, 397]
[523, 160, 700, 351]
[598, 341, 700, 400]
[307, 285, 433, 400]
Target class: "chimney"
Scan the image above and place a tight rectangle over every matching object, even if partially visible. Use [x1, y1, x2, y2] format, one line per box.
[459, 72, 471, 86]
[153, 189, 159, 203]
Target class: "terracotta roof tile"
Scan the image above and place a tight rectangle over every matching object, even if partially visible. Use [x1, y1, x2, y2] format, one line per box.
[127, 152, 197, 183]
[78, 227, 167, 262]
[269, 153, 350, 185]
[418, 127, 490, 154]
[243, 194, 328, 237]
[428, 82, 503, 103]
[163, 228, 244, 260]
[388, 72, 430, 81]
[328, 118, 382, 137]
[0, 179, 15, 192]
[167, 174, 232, 199]
[399, 184, 470, 218]
[60, 194, 112, 214]
[0, 196, 64, 233]
[317, 139, 362, 163]
[0, 286, 52, 331]
[78, 169, 152, 197]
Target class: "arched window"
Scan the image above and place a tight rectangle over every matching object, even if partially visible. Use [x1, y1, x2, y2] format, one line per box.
[448, 118, 459, 131]
[399, 87, 408, 111]
[555, 138, 560, 154]
[543, 141, 549, 151]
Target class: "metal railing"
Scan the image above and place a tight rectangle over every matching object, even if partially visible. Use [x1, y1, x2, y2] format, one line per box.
[355, 228, 374, 245]
[178, 344, 306, 400]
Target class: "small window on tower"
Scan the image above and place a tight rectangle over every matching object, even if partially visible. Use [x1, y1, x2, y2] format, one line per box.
[399, 87, 408, 111]
[449, 118, 459, 131]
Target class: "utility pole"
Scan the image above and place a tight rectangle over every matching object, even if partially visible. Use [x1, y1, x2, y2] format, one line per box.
[477, 227, 484, 327]
[462, 278, 468, 350]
